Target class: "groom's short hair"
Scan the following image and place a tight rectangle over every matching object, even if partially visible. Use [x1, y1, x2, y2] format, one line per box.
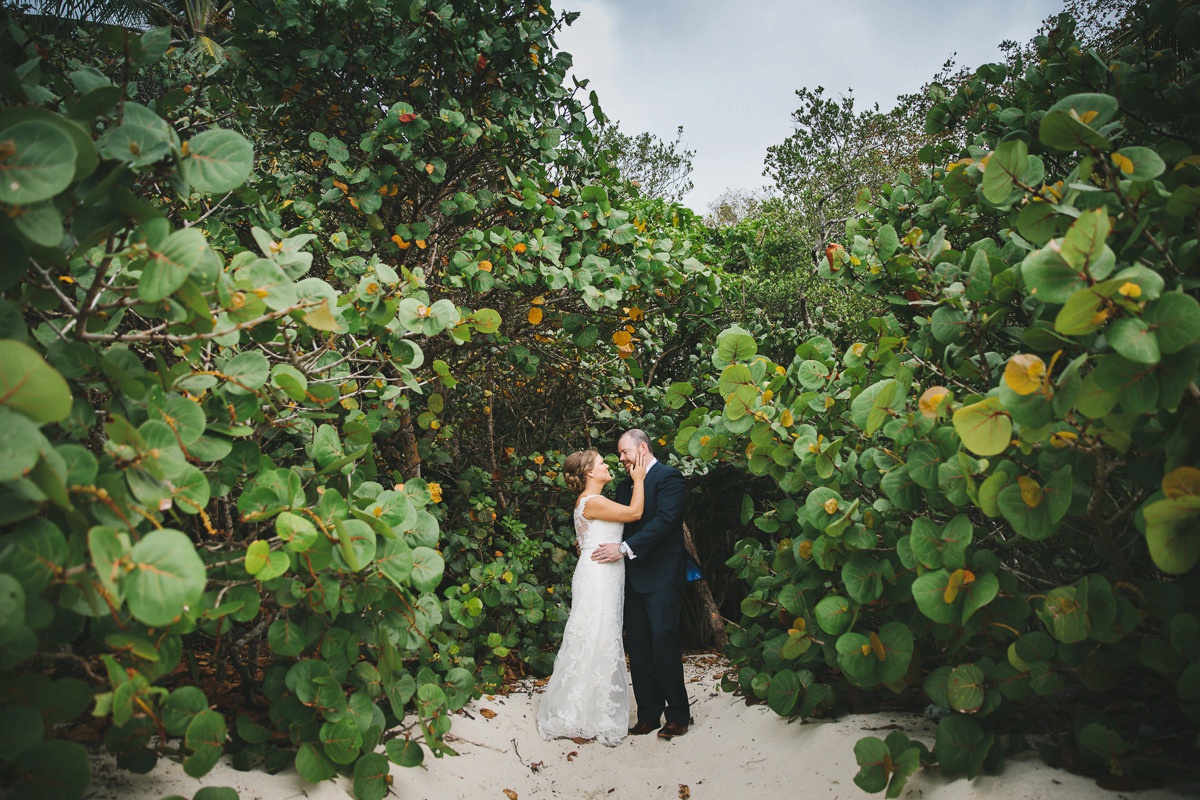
[621, 429, 652, 449]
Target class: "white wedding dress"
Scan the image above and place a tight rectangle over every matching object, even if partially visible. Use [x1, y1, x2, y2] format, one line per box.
[536, 495, 631, 746]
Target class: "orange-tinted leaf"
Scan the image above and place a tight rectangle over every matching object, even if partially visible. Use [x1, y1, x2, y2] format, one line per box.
[480, 708, 497, 719]
[944, 568, 965, 604]
[478, 260, 493, 272]
[425, 163, 435, 174]
[527, 307, 543, 325]
[627, 306, 645, 321]
[869, 631, 886, 661]
[1163, 466, 1200, 499]
[1003, 353, 1046, 395]
[398, 112, 418, 123]
[919, 386, 950, 418]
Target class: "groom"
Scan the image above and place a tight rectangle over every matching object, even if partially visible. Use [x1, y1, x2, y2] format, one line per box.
[592, 429, 690, 739]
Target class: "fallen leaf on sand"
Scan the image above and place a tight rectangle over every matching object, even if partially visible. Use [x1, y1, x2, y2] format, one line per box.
[503, 790, 518, 800]
[480, 708, 498, 719]
[679, 785, 691, 799]
[566, 750, 578, 762]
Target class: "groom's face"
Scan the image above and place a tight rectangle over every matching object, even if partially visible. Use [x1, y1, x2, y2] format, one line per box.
[617, 437, 646, 473]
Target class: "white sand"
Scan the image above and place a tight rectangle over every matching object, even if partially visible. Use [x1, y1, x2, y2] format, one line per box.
[85, 653, 1192, 800]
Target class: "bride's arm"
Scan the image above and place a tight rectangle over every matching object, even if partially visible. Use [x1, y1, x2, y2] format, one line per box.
[581, 486, 643, 523]
[582, 453, 647, 522]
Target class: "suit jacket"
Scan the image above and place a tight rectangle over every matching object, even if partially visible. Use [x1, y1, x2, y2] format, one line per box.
[616, 461, 687, 594]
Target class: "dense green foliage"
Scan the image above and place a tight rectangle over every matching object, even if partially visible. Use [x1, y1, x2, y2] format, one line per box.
[2, 0, 1199, 798]
[671, 2, 1200, 794]
[0, 2, 719, 798]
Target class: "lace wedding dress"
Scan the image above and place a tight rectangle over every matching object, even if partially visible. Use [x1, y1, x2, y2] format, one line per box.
[536, 495, 631, 746]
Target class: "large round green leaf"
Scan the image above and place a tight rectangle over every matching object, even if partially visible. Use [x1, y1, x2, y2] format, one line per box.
[934, 714, 993, 777]
[947, 664, 985, 713]
[912, 569, 957, 624]
[1146, 292, 1200, 354]
[1038, 93, 1117, 151]
[0, 120, 77, 205]
[814, 594, 854, 635]
[12, 740, 90, 800]
[835, 632, 876, 684]
[876, 622, 914, 684]
[294, 741, 335, 783]
[183, 709, 226, 778]
[124, 529, 206, 628]
[1107, 317, 1160, 365]
[352, 752, 392, 800]
[712, 326, 756, 368]
[385, 737, 424, 767]
[0, 340, 72, 423]
[410, 546, 444, 592]
[981, 138, 1027, 204]
[766, 668, 803, 716]
[138, 228, 212, 303]
[842, 556, 885, 604]
[182, 128, 253, 193]
[1143, 495, 1200, 574]
[952, 397, 1011, 456]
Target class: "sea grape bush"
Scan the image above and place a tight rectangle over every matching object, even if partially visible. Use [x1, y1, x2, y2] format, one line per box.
[668, 3, 1200, 794]
[0, 3, 721, 799]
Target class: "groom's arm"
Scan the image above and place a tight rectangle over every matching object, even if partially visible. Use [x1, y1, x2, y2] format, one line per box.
[622, 469, 686, 558]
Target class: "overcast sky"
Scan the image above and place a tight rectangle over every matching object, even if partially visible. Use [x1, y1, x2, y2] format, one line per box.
[556, 0, 1067, 214]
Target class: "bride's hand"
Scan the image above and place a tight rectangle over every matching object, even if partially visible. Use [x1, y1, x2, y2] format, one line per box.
[630, 451, 649, 482]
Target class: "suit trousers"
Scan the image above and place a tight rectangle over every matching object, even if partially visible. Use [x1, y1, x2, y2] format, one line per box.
[624, 583, 689, 726]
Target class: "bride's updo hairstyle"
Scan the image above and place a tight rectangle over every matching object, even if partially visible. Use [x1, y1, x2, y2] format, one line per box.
[563, 449, 598, 495]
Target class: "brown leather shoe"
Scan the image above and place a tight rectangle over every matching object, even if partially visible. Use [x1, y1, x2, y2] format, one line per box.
[657, 721, 688, 739]
[628, 721, 659, 735]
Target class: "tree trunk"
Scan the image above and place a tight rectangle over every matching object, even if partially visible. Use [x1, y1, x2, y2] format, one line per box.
[683, 522, 728, 651]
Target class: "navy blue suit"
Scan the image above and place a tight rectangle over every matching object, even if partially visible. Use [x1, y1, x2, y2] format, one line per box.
[616, 461, 689, 727]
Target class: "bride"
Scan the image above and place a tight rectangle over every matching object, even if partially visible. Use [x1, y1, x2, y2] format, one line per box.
[536, 448, 648, 746]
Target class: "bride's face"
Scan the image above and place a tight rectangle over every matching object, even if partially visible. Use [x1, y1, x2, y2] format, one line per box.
[587, 453, 611, 483]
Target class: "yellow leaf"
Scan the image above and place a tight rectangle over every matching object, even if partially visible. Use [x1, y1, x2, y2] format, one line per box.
[1003, 353, 1046, 395]
[1049, 430, 1078, 448]
[1163, 466, 1200, 499]
[612, 330, 632, 346]
[762, 389, 773, 403]
[627, 306, 645, 321]
[944, 568, 965, 604]
[823, 497, 839, 515]
[796, 540, 813, 560]
[851, 342, 866, 357]
[527, 306, 543, 325]
[791, 618, 807, 634]
[1018, 475, 1043, 508]
[425, 163, 435, 174]
[530, 295, 545, 305]
[1073, 108, 1100, 124]
[302, 300, 340, 331]
[869, 631, 886, 661]
[1111, 152, 1135, 174]
[780, 409, 794, 428]
[919, 386, 950, 419]
[1117, 281, 1141, 298]
[860, 643, 872, 657]
[478, 260, 493, 272]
